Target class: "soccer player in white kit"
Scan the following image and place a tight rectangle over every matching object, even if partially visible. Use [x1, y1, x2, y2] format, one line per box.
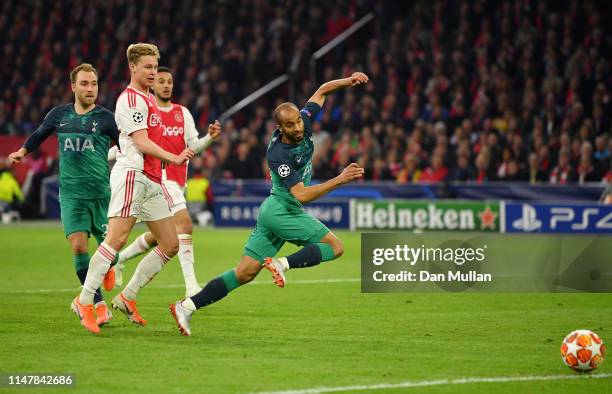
[108, 66, 221, 297]
[71, 43, 195, 334]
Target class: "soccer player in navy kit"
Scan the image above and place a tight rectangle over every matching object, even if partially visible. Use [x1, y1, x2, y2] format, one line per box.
[9, 63, 120, 327]
[170, 72, 369, 336]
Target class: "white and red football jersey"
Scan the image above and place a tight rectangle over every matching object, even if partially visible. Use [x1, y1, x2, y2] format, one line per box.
[158, 103, 198, 187]
[114, 86, 165, 183]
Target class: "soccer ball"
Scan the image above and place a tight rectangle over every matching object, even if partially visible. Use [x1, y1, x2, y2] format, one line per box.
[561, 329, 606, 372]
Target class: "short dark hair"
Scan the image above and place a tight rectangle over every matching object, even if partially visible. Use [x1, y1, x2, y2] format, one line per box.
[157, 66, 172, 74]
[273, 102, 298, 124]
[70, 63, 98, 84]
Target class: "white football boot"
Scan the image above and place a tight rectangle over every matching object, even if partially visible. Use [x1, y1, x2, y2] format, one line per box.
[169, 301, 193, 336]
[263, 257, 286, 288]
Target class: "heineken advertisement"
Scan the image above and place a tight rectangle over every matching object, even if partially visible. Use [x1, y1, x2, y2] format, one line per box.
[351, 200, 500, 232]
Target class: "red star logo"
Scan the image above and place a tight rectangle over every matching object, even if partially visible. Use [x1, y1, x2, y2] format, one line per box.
[478, 206, 498, 230]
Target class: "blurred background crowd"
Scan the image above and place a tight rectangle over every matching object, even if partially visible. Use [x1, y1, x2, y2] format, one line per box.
[1, 0, 611, 186]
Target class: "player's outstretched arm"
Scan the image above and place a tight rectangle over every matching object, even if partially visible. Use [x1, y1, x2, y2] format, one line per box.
[289, 163, 364, 204]
[308, 72, 369, 108]
[188, 120, 221, 154]
[130, 129, 195, 165]
[9, 107, 61, 164]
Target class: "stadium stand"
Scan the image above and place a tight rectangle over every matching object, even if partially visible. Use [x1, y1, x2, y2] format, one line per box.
[0, 0, 610, 186]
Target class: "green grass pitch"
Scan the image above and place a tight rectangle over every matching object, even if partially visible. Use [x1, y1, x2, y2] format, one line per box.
[0, 222, 610, 393]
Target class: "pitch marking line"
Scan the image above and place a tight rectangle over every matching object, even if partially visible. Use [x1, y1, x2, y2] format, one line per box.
[250, 373, 612, 394]
[2, 278, 361, 294]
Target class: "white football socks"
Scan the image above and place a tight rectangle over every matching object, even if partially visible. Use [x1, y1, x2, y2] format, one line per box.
[181, 298, 197, 312]
[278, 257, 290, 271]
[178, 234, 199, 294]
[122, 246, 170, 300]
[79, 243, 117, 305]
[118, 233, 153, 264]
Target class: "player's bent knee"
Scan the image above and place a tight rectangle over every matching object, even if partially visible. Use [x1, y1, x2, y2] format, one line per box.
[327, 236, 344, 258]
[170, 241, 179, 256]
[333, 241, 344, 258]
[174, 209, 193, 235]
[176, 221, 193, 235]
[321, 232, 344, 259]
[235, 266, 256, 284]
[68, 233, 88, 254]
[71, 243, 88, 254]
[105, 235, 128, 252]
[235, 257, 262, 284]
[105, 230, 130, 251]
[159, 240, 179, 257]
[144, 232, 157, 247]
[106, 216, 137, 251]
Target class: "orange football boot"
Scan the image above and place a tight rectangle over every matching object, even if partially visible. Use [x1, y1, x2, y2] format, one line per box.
[95, 302, 112, 326]
[71, 297, 100, 334]
[111, 292, 147, 326]
[103, 267, 116, 291]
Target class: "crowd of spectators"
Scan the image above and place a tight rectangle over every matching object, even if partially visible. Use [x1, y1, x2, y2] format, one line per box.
[1, 0, 611, 185]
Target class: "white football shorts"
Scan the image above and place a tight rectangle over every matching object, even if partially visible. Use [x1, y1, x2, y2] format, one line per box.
[108, 169, 172, 222]
[160, 179, 187, 215]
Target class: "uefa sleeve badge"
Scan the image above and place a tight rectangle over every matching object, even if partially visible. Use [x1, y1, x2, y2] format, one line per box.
[278, 164, 291, 178]
[133, 112, 144, 123]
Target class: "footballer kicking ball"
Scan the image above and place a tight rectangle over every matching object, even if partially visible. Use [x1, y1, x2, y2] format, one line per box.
[561, 329, 606, 372]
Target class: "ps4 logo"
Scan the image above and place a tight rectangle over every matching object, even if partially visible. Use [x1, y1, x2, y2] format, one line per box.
[512, 204, 542, 231]
[512, 204, 612, 231]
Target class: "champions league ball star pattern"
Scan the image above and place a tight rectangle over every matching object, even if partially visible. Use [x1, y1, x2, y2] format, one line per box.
[278, 164, 291, 178]
[561, 329, 606, 372]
